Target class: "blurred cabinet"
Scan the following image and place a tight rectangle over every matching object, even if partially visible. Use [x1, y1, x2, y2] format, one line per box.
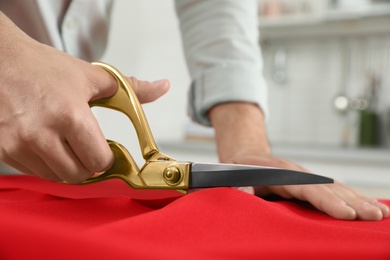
[258, 0, 390, 149]
[259, 1, 390, 40]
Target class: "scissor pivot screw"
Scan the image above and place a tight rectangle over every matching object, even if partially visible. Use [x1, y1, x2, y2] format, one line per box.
[163, 165, 182, 186]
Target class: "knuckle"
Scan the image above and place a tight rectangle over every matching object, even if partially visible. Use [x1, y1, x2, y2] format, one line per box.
[127, 77, 140, 90]
[57, 106, 84, 129]
[18, 128, 39, 144]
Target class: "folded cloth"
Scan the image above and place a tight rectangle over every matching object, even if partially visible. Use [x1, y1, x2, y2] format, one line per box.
[0, 175, 389, 259]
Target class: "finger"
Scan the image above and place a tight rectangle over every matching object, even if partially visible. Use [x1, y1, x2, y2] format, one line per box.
[282, 184, 358, 220]
[86, 64, 118, 101]
[64, 104, 114, 182]
[331, 183, 387, 221]
[4, 148, 62, 182]
[354, 200, 385, 221]
[341, 184, 389, 218]
[35, 135, 96, 184]
[127, 77, 170, 103]
[370, 200, 390, 218]
[23, 126, 94, 183]
[1, 157, 33, 175]
[304, 185, 358, 220]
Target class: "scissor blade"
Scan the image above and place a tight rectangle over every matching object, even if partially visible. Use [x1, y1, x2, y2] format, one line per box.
[189, 162, 333, 188]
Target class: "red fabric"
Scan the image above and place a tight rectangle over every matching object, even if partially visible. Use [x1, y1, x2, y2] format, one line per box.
[0, 175, 389, 259]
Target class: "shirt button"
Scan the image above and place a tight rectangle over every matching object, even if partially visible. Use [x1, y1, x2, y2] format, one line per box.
[65, 18, 78, 30]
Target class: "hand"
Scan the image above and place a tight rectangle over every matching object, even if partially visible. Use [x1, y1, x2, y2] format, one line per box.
[209, 102, 389, 221]
[0, 13, 170, 183]
[227, 153, 390, 221]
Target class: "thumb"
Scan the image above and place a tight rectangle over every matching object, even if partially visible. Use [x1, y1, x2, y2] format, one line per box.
[127, 77, 170, 104]
[86, 63, 169, 103]
[86, 63, 118, 101]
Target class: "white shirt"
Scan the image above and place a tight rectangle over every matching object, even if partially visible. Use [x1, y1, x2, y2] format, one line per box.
[175, 0, 268, 125]
[0, 0, 113, 61]
[0, 0, 268, 125]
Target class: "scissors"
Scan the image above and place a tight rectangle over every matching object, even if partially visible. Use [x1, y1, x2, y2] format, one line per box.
[83, 62, 333, 194]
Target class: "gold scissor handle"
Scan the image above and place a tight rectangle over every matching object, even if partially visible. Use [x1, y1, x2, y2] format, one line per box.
[82, 62, 190, 192]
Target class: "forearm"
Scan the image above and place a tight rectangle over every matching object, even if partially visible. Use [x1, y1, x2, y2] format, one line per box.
[209, 102, 271, 162]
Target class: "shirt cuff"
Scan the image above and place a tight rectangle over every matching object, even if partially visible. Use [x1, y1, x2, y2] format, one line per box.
[188, 64, 269, 126]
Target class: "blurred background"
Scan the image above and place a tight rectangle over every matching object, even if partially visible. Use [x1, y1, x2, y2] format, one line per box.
[96, 0, 390, 196]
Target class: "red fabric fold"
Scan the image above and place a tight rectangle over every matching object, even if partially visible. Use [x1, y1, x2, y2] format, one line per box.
[0, 175, 389, 259]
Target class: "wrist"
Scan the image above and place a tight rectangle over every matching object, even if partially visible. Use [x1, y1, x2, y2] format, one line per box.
[208, 102, 271, 162]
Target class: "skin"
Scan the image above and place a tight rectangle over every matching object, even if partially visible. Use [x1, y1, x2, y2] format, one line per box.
[209, 102, 389, 221]
[0, 12, 169, 184]
[1, 12, 389, 220]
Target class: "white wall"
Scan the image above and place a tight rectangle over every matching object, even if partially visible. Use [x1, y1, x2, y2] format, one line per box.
[262, 36, 390, 148]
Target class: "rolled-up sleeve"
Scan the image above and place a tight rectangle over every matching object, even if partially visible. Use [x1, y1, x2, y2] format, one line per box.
[175, 0, 268, 126]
